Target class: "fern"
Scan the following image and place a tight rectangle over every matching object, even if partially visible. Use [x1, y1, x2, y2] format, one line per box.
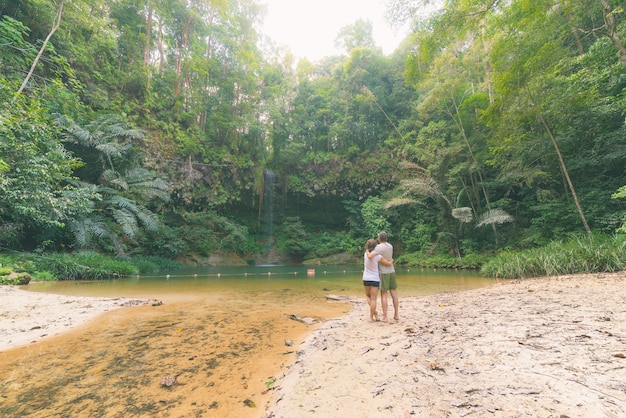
[59, 115, 170, 255]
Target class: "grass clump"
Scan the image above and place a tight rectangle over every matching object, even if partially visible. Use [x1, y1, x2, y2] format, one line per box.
[481, 233, 626, 279]
[32, 252, 138, 280]
[0, 251, 183, 281]
[396, 252, 487, 269]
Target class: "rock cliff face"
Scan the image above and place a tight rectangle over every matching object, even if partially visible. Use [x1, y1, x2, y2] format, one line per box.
[176, 249, 293, 267]
[176, 252, 249, 267]
[176, 251, 359, 267]
[302, 252, 358, 266]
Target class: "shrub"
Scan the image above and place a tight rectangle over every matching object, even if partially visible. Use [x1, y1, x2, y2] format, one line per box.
[276, 217, 311, 258]
[308, 231, 352, 258]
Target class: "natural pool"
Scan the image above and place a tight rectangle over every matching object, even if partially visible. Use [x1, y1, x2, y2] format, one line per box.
[23, 265, 493, 300]
[1, 266, 495, 418]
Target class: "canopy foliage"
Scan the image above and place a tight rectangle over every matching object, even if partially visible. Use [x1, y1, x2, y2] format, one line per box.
[1, 0, 625, 262]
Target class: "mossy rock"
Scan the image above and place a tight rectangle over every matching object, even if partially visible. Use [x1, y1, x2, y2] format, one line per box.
[0, 271, 32, 285]
[303, 252, 358, 266]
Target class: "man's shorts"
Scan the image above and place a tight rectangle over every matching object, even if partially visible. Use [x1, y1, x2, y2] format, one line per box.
[363, 280, 379, 288]
[380, 273, 397, 291]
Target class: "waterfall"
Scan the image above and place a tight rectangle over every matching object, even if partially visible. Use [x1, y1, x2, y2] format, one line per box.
[262, 170, 276, 239]
[255, 170, 279, 264]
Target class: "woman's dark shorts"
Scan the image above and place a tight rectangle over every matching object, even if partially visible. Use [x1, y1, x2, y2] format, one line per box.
[363, 280, 380, 288]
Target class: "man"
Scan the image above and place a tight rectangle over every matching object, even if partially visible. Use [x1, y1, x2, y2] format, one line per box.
[373, 231, 398, 323]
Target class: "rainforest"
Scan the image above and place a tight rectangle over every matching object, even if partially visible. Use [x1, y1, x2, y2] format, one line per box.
[1, 0, 626, 281]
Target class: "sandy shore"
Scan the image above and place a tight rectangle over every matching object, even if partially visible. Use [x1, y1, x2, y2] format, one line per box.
[2, 273, 626, 417]
[269, 273, 626, 417]
[0, 285, 152, 351]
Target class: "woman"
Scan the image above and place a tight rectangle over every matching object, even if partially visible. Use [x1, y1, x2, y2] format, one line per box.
[363, 238, 393, 322]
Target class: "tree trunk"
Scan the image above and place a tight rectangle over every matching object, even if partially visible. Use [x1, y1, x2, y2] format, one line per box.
[144, 0, 153, 91]
[527, 88, 592, 234]
[157, 18, 165, 73]
[144, 0, 152, 65]
[481, 22, 494, 105]
[175, 14, 192, 100]
[601, 0, 626, 69]
[14, 0, 64, 99]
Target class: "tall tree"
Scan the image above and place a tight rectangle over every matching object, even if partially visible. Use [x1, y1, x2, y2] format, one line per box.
[487, 0, 595, 235]
[335, 19, 377, 54]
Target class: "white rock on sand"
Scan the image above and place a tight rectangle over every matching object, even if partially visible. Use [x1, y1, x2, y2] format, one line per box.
[0, 285, 150, 351]
[269, 273, 626, 418]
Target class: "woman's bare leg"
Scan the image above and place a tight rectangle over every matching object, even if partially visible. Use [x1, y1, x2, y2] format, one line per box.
[364, 286, 372, 319]
[369, 287, 379, 321]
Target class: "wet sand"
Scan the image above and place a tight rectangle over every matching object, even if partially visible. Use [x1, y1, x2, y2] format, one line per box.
[0, 286, 349, 417]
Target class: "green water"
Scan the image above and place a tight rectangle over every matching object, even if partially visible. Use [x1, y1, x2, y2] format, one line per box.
[26, 265, 496, 300]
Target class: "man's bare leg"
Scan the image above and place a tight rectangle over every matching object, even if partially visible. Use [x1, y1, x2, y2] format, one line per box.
[380, 290, 388, 322]
[391, 289, 399, 322]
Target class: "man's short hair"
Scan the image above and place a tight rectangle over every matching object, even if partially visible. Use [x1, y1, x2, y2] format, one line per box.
[378, 231, 388, 242]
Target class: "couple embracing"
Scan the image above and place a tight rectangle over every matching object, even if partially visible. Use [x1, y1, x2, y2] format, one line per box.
[362, 231, 399, 323]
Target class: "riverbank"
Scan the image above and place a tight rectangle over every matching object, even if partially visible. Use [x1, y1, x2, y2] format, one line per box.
[269, 272, 626, 417]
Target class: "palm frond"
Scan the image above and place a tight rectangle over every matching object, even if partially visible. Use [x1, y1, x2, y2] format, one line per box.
[121, 128, 145, 140]
[125, 168, 154, 183]
[106, 195, 138, 211]
[64, 124, 96, 146]
[108, 177, 129, 191]
[100, 169, 121, 182]
[123, 168, 170, 201]
[476, 209, 514, 227]
[452, 207, 473, 223]
[134, 208, 159, 232]
[96, 142, 126, 159]
[384, 197, 417, 209]
[69, 217, 110, 248]
[110, 208, 137, 237]
[150, 177, 170, 191]
[400, 178, 451, 205]
[136, 187, 171, 202]
[96, 186, 118, 196]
